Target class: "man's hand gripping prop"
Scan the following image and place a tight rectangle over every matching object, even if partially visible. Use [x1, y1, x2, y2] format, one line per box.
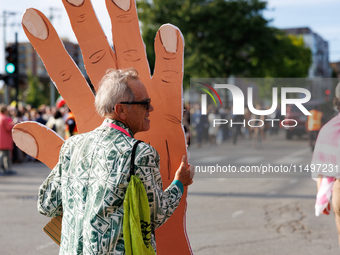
[12, 0, 191, 254]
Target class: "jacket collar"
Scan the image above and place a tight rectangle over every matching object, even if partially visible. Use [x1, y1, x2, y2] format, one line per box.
[103, 118, 134, 138]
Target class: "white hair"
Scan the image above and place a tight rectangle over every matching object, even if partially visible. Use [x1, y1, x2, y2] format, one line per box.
[95, 68, 138, 117]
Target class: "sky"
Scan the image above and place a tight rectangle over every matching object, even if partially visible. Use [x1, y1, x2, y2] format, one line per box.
[263, 0, 340, 62]
[0, 0, 340, 72]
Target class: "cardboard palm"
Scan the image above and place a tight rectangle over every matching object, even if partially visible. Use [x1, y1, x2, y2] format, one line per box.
[12, 0, 191, 254]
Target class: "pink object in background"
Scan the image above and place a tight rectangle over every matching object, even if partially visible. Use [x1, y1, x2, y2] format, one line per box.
[311, 114, 340, 216]
[315, 177, 335, 216]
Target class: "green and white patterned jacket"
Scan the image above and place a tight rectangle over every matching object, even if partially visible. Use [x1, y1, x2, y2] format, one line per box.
[38, 118, 183, 255]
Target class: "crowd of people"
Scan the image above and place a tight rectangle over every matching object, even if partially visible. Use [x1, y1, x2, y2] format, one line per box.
[0, 99, 192, 175]
[0, 98, 327, 174]
[0, 100, 77, 174]
[190, 103, 283, 148]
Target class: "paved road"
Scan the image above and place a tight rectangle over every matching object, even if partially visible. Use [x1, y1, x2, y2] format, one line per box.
[0, 130, 339, 254]
[0, 161, 60, 255]
[187, 131, 339, 254]
[189, 131, 315, 178]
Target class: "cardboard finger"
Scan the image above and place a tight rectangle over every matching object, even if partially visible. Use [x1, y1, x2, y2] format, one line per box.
[136, 120, 192, 254]
[134, 24, 189, 252]
[140, 120, 190, 254]
[153, 24, 184, 85]
[105, 0, 151, 81]
[22, 8, 103, 133]
[156, 190, 192, 255]
[12, 122, 64, 169]
[152, 24, 185, 121]
[62, 0, 117, 90]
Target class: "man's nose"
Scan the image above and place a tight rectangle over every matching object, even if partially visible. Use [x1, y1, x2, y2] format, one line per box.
[149, 103, 154, 112]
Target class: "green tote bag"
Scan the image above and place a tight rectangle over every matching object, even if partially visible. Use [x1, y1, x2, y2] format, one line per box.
[123, 140, 156, 255]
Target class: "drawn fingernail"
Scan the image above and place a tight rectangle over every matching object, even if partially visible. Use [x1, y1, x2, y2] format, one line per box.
[112, 0, 130, 11]
[66, 0, 85, 7]
[22, 9, 48, 40]
[160, 25, 177, 53]
[12, 129, 38, 158]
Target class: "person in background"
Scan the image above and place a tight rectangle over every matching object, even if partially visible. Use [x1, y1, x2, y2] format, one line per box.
[244, 107, 252, 140]
[36, 110, 47, 125]
[250, 104, 265, 148]
[182, 104, 191, 147]
[42, 105, 54, 123]
[208, 107, 220, 145]
[64, 104, 78, 139]
[0, 104, 15, 175]
[54, 98, 77, 139]
[307, 105, 324, 151]
[191, 103, 202, 147]
[231, 106, 245, 145]
[312, 82, 340, 247]
[46, 109, 65, 139]
[11, 109, 25, 164]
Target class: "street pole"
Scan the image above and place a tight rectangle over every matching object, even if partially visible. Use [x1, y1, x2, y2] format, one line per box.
[49, 7, 61, 106]
[14, 32, 18, 109]
[3, 11, 9, 105]
[2, 11, 17, 105]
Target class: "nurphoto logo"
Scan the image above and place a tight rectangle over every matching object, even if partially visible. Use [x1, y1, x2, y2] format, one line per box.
[197, 82, 223, 115]
[197, 82, 312, 129]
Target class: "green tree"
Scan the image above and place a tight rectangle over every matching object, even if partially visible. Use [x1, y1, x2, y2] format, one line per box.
[266, 34, 311, 78]
[137, 0, 312, 88]
[25, 74, 49, 108]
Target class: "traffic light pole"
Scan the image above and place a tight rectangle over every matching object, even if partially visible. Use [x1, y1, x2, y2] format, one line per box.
[14, 32, 18, 109]
[49, 8, 60, 107]
[2, 11, 17, 105]
[3, 11, 9, 104]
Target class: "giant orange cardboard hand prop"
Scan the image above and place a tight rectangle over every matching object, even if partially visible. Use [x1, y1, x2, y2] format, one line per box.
[12, 0, 191, 254]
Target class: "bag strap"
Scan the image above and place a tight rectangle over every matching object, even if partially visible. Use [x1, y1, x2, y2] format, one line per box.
[128, 140, 156, 238]
[129, 140, 143, 177]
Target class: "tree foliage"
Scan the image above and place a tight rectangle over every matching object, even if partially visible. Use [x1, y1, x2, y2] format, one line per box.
[265, 34, 311, 78]
[25, 74, 49, 108]
[137, 0, 312, 87]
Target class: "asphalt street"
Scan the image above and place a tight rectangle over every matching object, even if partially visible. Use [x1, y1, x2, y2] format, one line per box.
[0, 130, 339, 254]
[187, 130, 339, 254]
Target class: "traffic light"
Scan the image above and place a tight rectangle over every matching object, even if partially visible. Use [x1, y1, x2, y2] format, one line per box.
[3, 43, 18, 87]
[5, 44, 18, 74]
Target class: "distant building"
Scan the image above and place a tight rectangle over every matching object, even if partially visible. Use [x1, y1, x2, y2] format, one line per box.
[281, 27, 332, 78]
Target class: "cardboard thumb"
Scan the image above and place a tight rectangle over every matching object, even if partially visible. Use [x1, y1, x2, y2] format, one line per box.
[181, 155, 188, 168]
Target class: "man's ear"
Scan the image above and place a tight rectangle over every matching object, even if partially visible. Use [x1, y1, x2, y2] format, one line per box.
[115, 104, 127, 120]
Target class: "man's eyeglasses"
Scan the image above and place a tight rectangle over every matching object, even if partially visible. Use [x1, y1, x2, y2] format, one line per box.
[118, 98, 151, 110]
